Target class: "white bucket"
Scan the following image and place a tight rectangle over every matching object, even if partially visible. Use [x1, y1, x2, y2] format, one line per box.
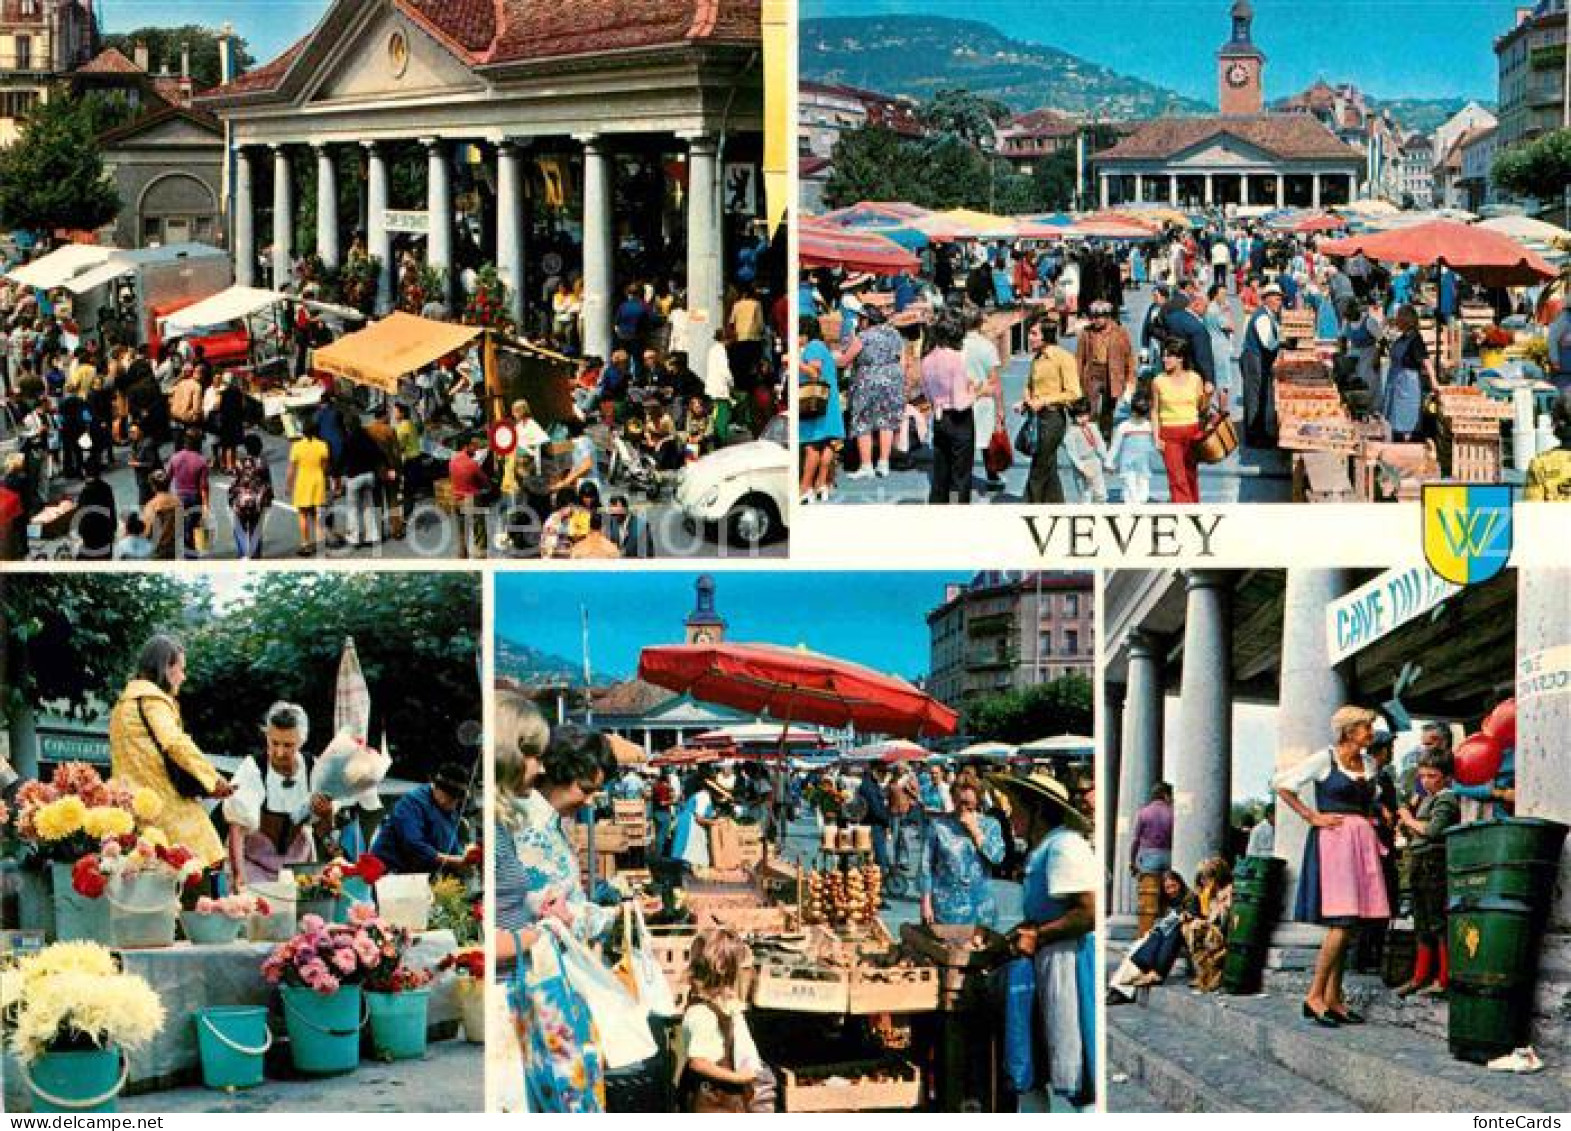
[247, 881, 298, 942]
[374, 873, 432, 932]
[108, 871, 178, 949]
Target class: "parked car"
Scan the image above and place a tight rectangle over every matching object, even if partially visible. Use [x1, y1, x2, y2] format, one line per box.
[676, 412, 789, 548]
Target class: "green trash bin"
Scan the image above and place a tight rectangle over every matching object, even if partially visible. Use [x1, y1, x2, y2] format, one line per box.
[1221, 855, 1285, 995]
[1445, 818, 1568, 1065]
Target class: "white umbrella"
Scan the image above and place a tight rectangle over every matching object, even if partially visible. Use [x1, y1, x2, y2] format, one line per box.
[955, 741, 1018, 761]
[1018, 734, 1096, 758]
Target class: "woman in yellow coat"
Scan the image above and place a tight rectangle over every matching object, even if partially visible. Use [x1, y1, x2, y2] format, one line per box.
[109, 634, 234, 866]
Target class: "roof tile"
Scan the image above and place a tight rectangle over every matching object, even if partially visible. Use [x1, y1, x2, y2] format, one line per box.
[1095, 114, 1361, 163]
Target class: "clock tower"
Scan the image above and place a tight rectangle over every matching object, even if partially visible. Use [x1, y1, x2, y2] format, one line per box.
[1217, 0, 1265, 116]
[684, 574, 727, 646]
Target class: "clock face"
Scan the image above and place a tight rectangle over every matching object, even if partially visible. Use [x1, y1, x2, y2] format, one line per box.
[1228, 62, 1252, 88]
[694, 629, 715, 644]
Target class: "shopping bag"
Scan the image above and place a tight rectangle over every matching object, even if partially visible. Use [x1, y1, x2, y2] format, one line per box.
[999, 956, 1037, 1095]
[513, 928, 607, 1113]
[616, 903, 678, 1017]
[984, 425, 1014, 477]
[544, 919, 657, 1070]
[1013, 412, 1039, 458]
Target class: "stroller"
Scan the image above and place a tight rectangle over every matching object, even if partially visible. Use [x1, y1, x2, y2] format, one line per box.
[606, 419, 667, 500]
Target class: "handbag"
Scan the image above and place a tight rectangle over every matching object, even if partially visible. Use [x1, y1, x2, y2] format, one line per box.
[543, 919, 657, 1070]
[1195, 407, 1238, 465]
[984, 424, 1013, 477]
[514, 928, 607, 1113]
[1013, 411, 1039, 458]
[676, 999, 755, 1113]
[135, 697, 209, 799]
[798, 379, 830, 419]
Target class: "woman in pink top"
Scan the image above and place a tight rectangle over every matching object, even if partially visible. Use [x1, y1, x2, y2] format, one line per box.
[920, 313, 979, 505]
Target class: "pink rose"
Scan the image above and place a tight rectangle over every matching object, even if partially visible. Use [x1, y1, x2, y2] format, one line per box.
[299, 914, 326, 934]
[331, 947, 358, 974]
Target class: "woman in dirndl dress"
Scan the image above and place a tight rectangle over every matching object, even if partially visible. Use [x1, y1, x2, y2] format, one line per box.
[1273, 705, 1392, 1028]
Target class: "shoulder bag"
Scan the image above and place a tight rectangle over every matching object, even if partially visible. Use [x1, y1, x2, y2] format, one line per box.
[135, 696, 209, 799]
[1013, 410, 1039, 458]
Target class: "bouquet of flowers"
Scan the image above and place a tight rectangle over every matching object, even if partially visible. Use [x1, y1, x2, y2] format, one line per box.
[71, 834, 205, 900]
[13, 763, 160, 864]
[804, 778, 848, 821]
[295, 854, 387, 901]
[428, 875, 482, 946]
[262, 904, 401, 996]
[0, 941, 166, 1063]
[367, 964, 433, 995]
[460, 263, 516, 336]
[193, 893, 271, 920]
[436, 948, 484, 980]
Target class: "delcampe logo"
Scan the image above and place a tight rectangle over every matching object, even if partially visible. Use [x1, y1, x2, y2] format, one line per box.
[1422, 484, 1514, 586]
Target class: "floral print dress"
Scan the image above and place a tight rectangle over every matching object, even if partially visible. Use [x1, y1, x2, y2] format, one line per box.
[918, 813, 1007, 926]
[512, 791, 615, 942]
[850, 324, 907, 437]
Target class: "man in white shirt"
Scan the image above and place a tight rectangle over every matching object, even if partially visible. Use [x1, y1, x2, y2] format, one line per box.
[961, 305, 1006, 491]
[1210, 236, 1232, 291]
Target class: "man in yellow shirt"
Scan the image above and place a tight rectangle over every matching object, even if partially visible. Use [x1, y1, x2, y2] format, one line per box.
[1020, 317, 1083, 504]
[1524, 392, 1571, 502]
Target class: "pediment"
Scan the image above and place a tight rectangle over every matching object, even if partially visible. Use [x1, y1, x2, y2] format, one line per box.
[304, 4, 487, 107]
[1169, 133, 1280, 167]
[118, 117, 221, 147]
[645, 697, 752, 725]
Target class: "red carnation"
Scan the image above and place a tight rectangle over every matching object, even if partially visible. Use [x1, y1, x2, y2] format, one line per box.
[351, 854, 388, 885]
[72, 855, 107, 899]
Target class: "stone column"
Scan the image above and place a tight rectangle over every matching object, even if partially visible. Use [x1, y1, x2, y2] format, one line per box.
[1312, 173, 1322, 209]
[1168, 173, 1179, 205]
[1275, 173, 1285, 209]
[578, 133, 614, 364]
[315, 143, 340, 272]
[1347, 173, 1358, 202]
[495, 139, 527, 330]
[363, 141, 393, 315]
[1204, 174, 1215, 207]
[1517, 568, 1571, 932]
[1099, 175, 1111, 209]
[684, 133, 722, 386]
[1274, 569, 1355, 917]
[1172, 571, 1233, 880]
[233, 147, 255, 287]
[1112, 631, 1165, 928]
[1134, 174, 1145, 204]
[1239, 173, 1249, 207]
[423, 136, 453, 309]
[271, 145, 293, 289]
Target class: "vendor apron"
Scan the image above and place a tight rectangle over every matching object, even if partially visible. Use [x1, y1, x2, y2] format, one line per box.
[242, 807, 315, 883]
[1030, 889, 1096, 1099]
[1293, 764, 1391, 924]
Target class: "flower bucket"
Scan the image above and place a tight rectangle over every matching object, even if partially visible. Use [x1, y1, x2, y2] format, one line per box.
[330, 877, 375, 924]
[375, 873, 432, 933]
[108, 871, 178, 949]
[280, 984, 365, 1076]
[454, 978, 486, 1044]
[367, 989, 430, 1061]
[25, 1046, 127, 1113]
[195, 1006, 271, 1090]
[296, 898, 338, 925]
[49, 861, 110, 945]
[181, 910, 244, 946]
[248, 882, 297, 942]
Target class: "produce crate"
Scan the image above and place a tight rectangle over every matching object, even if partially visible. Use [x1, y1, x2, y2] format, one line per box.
[1279, 309, 1316, 340]
[848, 964, 940, 1014]
[1358, 441, 1440, 501]
[1451, 437, 1502, 483]
[752, 960, 850, 1014]
[695, 905, 797, 934]
[781, 1059, 921, 1112]
[898, 923, 1012, 969]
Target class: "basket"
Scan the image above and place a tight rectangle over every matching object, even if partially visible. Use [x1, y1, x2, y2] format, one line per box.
[848, 965, 939, 1014]
[695, 905, 796, 933]
[752, 960, 850, 1013]
[781, 1059, 921, 1112]
[1195, 415, 1238, 465]
[798, 380, 831, 419]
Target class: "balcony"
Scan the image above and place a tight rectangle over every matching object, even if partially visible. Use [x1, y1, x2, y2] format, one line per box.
[967, 609, 1014, 637]
[1528, 83, 1566, 108]
[965, 647, 1017, 671]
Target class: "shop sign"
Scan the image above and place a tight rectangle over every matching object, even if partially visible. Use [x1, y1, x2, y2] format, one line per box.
[384, 210, 429, 234]
[1327, 567, 1460, 665]
[1518, 645, 1571, 703]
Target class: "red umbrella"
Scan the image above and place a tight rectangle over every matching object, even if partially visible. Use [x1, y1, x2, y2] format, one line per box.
[638, 642, 959, 741]
[1292, 212, 1347, 234]
[800, 219, 921, 275]
[1320, 220, 1556, 288]
[651, 745, 726, 768]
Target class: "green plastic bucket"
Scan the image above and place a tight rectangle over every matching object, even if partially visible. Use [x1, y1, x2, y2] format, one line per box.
[280, 985, 365, 1076]
[182, 911, 245, 946]
[367, 989, 431, 1061]
[335, 878, 374, 924]
[195, 1006, 271, 1090]
[50, 861, 111, 944]
[26, 1046, 126, 1113]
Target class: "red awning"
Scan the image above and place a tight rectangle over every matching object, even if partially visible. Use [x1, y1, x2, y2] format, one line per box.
[800, 219, 921, 274]
[1321, 220, 1557, 288]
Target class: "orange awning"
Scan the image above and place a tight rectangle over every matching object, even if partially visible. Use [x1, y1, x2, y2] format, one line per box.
[313, 312, 483, 393]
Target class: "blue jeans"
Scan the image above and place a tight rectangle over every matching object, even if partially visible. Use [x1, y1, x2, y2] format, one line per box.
[233, 511, 265, 559]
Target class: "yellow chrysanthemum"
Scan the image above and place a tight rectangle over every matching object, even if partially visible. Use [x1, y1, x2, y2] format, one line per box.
[431, 876, 464, 900]
[8, 966, 165, 1063]
[83, 806, 134, 841]
[16, 941, 119, 986]
[139, 827, 170, 849]
[131, 789, 163, 823]
[33, 796, 88, 841]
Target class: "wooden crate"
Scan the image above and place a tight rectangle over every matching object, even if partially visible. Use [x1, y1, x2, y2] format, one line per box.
[781, 1060, 921, 1112]
[848, 965, 940, 1014]
[1279, 308, 1316, 340]
[1358, 441, 1439, 501]
[1451, 437, 1502, 482]
[752, 961, 850, 1014]
[696, 904, 797, 933]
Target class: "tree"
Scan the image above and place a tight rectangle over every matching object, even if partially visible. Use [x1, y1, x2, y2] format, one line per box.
[921, 88, 1010, 149]
[101, 25, 256, 90]
[824, 125, 912, 210]
[963, 674, 1093, 744]
[1492, 130, 1571, 204]
[911, 134, 993, 211]
[0, 99, 121, 234]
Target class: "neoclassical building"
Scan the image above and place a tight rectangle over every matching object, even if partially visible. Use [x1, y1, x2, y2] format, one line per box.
[198, 0, 762, 373]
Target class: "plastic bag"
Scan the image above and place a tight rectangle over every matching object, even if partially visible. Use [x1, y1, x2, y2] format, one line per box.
[1000, 955, 1037, 1094]
[984, 426, 1014, 477]
[310, 727, 391, 807]
[616, 902, 678, 1018]
[543, 919, 657, 1070]
[514, 927, 606, 1113]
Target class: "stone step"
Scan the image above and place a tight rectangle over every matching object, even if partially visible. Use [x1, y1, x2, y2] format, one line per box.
[1123, 973, 1571, 1112]
[1108, 1000, 1363, 1112]
[1104, 1062, 1182, 1114]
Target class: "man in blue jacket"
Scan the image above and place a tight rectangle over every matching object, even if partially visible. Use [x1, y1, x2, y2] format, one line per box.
[371, 761, 476, 874]
[1162, 288, 1217, 389]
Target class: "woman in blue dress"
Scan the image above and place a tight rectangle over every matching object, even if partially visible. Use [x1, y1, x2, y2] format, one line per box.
[917, 770, 1006, 926]
[798, 316, 844, 504]
[1382, 305, 1433, 442]
[999, 772, 1097, 1109]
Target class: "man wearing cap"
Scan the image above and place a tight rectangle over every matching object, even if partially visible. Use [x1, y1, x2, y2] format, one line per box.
[370, 761, 477, 875]
[1076, 301, 1136, 441]
[1240, 283, 1284, 448]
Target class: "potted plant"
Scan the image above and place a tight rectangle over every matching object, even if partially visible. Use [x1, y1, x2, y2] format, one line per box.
[437, 948, 485, 1044]
[261, 906, 385, 1076]
[1, 941, 165, 1113]
[364, 961, 435, 1061]
[181, 892, 271, 946]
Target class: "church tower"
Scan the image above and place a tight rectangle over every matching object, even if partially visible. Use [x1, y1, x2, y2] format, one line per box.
[1217, 0, 1266, 116]
[683, 575, 728, 645]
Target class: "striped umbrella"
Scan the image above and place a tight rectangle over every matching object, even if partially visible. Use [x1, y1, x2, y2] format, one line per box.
[334, 636, 372, 743]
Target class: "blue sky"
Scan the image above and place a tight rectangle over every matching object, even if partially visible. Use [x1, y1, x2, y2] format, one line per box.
[495, 572, 975, 682]
[98, 0, 330, 64]
[803, 0, 1527, 102]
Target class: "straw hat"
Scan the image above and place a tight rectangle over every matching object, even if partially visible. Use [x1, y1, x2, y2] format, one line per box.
[987, 770, 1089, 833]
[1260, 283, 1284, 298]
